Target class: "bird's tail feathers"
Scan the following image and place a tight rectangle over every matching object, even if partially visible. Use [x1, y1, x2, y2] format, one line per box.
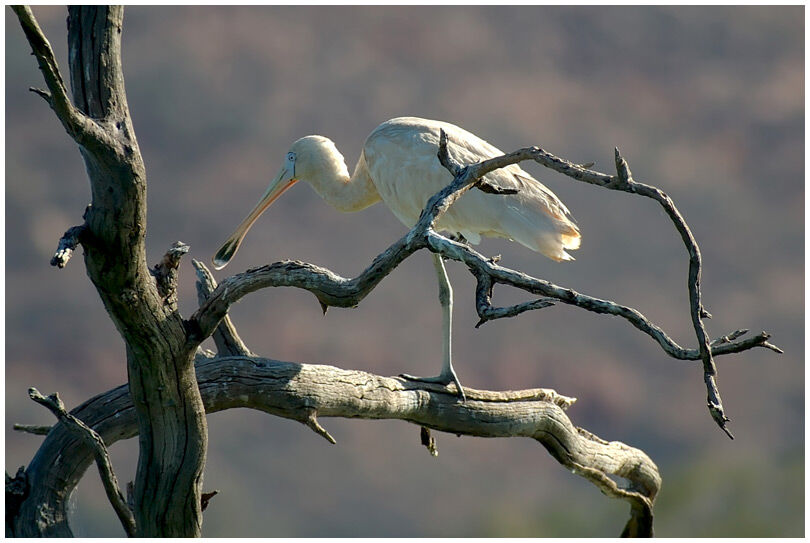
[503, 206, 581, 262]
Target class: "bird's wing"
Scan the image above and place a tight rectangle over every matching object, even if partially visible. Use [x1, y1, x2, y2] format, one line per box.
[443, 126, 578, 228]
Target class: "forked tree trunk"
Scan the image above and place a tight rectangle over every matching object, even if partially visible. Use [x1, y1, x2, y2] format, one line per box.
[13, 6, 207, 536]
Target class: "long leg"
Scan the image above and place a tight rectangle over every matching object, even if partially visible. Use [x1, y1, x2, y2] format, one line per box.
[400, 253, 466, 400]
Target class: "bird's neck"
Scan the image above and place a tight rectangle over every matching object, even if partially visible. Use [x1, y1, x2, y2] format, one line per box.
[308, 151, 380, 213]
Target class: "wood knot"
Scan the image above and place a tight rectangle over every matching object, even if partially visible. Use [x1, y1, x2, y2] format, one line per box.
[120, 288, 138, 304]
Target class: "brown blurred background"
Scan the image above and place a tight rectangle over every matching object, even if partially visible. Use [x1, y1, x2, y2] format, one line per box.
[6, 6, 803, 537]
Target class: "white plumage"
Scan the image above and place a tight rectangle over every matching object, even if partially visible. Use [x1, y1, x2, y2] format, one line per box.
[363, 117, 580, 260]
[213, 117, 581, 398]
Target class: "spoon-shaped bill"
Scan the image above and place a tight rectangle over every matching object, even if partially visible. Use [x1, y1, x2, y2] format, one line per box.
[212, 167, 298, 270]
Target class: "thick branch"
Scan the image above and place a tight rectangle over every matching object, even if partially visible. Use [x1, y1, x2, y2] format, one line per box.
[13, 356, 657, 537]
[27, 387, 136, 537]
[192, 259, 253, 357]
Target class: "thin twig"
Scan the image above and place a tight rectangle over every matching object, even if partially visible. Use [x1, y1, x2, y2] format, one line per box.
[28, 86, 52, 105]
[13, 423, 52, 436]
[27, 387, 136, 537]
[304, 408, 336, 444]
[473, 272, 555, 328]
[711, 329, 749, 346]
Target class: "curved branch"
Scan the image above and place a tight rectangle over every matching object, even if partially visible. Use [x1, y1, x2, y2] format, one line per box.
[192, 259, 254, 357]
[190, 232, 774, 365]
[191, 135, 780, 438]
[436, 138, 778, 435]
[613, 148, 731, 435]
[26, 388, 136, 537]
[13, 355, 659, 537]
[427, 231, 776, 361]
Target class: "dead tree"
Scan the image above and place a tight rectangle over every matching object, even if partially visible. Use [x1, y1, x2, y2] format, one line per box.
[7, 6, 780, 538]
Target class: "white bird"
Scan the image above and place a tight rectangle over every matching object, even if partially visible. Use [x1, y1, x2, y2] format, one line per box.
[213, 117, 580, 399]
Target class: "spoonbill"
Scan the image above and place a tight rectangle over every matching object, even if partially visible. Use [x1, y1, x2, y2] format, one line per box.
[213, 117, 580, 399]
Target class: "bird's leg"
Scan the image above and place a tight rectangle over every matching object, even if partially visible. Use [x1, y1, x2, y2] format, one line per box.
[400, 253, 466, 401]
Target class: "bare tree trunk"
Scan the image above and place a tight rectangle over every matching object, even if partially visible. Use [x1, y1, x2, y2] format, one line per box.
[12, 6, 206, 536]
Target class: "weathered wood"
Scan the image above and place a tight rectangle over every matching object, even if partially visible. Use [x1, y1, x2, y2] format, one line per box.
[49, 224, 86, 268]
[13, 6, 207, 537]
[192, 260, 253, 357]
[26, 388, 135, 537]
[14, 355, 659, 537]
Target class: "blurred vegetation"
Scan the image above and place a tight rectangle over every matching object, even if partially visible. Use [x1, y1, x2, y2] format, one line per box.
[6, 5, 803, 537]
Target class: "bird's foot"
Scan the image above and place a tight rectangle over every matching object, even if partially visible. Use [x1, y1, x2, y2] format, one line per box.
[399, 372, 466, 401]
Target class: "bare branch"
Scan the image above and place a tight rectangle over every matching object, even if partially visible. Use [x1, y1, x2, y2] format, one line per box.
[304, 408, 337, 444]
[16, 356, 657, 537]
[28, 86, 52, 105]
[50, 224, 86, 268]
[474, 272, 555, 328]
[27, 387, 136, 537]
[192, 259, 253, 357]
[430, 231, 778, 358]
[436, 129, 518, 195]
[191, 137, 780, 439]
[613, 146, 727, 436]
[192, 232, 774, 365]
[436, 129, 462, 177]
[13, 424, 52, 436]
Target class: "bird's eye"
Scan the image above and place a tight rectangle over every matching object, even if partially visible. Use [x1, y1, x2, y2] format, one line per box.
[287, 152, 296, 162]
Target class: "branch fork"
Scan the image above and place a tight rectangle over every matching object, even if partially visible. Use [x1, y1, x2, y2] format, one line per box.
[193, 129, 781, 440]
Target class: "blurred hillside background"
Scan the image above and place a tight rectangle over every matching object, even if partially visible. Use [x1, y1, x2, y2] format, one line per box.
[5, 5, 803, 537]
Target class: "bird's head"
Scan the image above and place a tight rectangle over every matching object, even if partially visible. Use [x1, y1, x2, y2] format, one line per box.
[212, 136, 346, 270]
